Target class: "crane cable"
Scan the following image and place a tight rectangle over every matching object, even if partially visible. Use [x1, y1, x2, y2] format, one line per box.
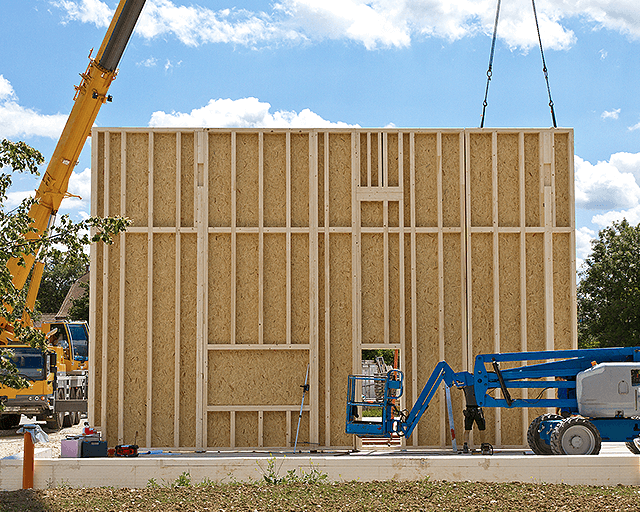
[480, 0, 501, 129]
[531, 0, 558, 128]
[479, 0, 558, 128]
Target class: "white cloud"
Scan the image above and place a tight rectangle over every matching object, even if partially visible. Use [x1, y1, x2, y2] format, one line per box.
[48, 0, 592, 51]
[0, 77, 67, 140]
[601, 108, 620, 120]
[574, 154, 640, 211]
[4, 189, 35, 210]
[592, 206, 640, 228]
[599, 49, 607, 59]
[137, 57, 158, 67]
[148, 97, 358, 128]
[0, 75, 16, 100]
[51, 0, 112, 27]
[576, 226, 596, 270]
[629, 121, 640, 131]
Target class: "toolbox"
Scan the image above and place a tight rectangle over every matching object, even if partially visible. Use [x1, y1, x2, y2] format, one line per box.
[81, 439, 108, 458]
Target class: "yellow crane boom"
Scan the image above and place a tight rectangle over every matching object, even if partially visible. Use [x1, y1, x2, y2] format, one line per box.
[3, 0, 146, 327]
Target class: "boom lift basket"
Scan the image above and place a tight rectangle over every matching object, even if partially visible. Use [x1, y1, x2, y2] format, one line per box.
[346, 370, 403, 437]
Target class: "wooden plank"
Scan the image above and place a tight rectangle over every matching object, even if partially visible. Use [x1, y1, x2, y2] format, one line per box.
[286, 132, 292, 345]
[324, 131, 331, 446]
[309, 131, 319, 447]
[231, 132, 237, 345]
[383, 136, 390, 345]
[174, 132, 182, 448]
[259, 133, 264, 345]
[195, 130, 208, 447]
[409, 132, 418, 446]
[397, 132, 406, 448]
[146, 132, 154, 449]
[492, 131, 501, 447]
[519, 132, 529, 439]
[100, 132, 110, 435]
[118, 131, 126, 444]
[88, 128, 99, 428]
[437, 132, 446, 446]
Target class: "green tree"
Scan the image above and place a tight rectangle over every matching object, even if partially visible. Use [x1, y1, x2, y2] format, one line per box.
[578, 219, 640, 348]
[0, 139, 129, 391]
[69, 282, 89, 322]
[37, 254, 88, 314]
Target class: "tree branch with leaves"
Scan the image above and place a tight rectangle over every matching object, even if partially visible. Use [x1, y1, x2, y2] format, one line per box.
[0, 139, 130, 391]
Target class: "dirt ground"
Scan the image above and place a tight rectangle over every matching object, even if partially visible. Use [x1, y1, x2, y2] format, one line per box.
[1, 480, 640, 511]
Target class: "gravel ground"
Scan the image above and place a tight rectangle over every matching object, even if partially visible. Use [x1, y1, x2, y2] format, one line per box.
[0, 416, 83, 459]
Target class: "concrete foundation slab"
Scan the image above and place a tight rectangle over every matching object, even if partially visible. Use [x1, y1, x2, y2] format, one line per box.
[0, 444, 638, 491]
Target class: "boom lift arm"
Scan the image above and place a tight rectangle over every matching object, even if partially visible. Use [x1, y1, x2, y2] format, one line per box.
[2, 0, 146, 333]
[346, 346, 640, 444]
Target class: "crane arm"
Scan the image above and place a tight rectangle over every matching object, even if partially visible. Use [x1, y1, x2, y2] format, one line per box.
[4, 0, 146, 299]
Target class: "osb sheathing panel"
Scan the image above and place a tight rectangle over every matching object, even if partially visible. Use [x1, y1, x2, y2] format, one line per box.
[91, 128, 575, 450]
[151, 234, 176, 447]
[123, 233, 148, 445]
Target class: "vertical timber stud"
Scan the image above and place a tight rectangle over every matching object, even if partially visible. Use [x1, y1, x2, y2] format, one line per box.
[146, 132, 154, 449]
[437, 132, 446, 446]
[118, 131, 126, 444]
[542, 131, 554, 352]
[195, 129, 208, 448]
[174, 132, 182, 447]
[409, 132, 418, 447]
[351, 131, 362, 451]
[309, 131, 319, 448]
[383, 133, 390, 346]
[100, 132, 110, 435]
[491, 131, 501, 447]
[88, 128, 99, 428]
[519, 132, 529, 439]
[464, 131, 473, 372]
[231, 132, 237, 347]
[459, 131, 468, 377]
[569, 131, 577, 349]
[398, 132, 406, 448]
[286, 133, 292, 348]
[324, 132, 331, 446]
[258, 133, 264, 346]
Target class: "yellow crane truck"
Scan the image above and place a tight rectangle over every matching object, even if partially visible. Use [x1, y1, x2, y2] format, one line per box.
[0, 0, 146, 430]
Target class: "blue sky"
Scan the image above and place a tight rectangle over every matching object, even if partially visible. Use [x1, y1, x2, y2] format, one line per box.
[1, 0, 639, 269]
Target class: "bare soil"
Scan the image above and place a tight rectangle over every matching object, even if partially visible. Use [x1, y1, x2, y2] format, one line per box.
[1, 480, 640, 511]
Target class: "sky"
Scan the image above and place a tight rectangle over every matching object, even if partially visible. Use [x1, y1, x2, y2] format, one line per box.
[1, 0, 639, 270]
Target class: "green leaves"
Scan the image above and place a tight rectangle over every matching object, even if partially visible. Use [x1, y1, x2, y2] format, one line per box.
[0, 139, 130, 392]
[578, 219, 640, 348]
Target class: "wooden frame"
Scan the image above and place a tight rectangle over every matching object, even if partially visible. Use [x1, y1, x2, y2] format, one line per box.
[90, 127, 575, 450]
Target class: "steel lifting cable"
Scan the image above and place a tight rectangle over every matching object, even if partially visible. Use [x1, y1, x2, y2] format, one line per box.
[531, 0, 558, 127]
[480, 0, 558, 128]
[480, 0, 501, 128]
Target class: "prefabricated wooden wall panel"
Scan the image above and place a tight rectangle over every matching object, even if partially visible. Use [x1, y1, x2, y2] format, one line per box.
[91, 127, 575, 450]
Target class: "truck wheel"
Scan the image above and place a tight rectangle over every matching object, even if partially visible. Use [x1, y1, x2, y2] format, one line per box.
[527, 413, 562, 455]
[550, 416, 601, 455]
[47, 390, 65, 430]
[625, 441, 640, 454]
[71, 388, 82, 425]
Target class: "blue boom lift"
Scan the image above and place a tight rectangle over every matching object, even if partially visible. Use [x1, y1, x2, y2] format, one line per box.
[346, 346, 640, 455]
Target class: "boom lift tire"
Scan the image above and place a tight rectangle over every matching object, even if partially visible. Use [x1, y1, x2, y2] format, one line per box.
[550, 416, 601, 455]
[527, 413, 562, 455]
